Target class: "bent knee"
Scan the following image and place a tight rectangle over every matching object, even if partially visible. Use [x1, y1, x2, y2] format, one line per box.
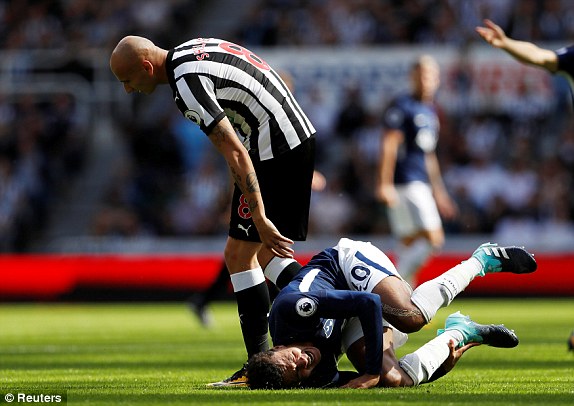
[380, 369, 403, 387]
[395, 318, 425, 334]
[383, 307, 426, 333]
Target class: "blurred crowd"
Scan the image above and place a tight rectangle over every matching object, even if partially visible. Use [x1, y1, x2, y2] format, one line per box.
[1, 0, 574, 251]
[0, 92, 85, 251]
[0, 0, 197, 50]
[234, 0, 574, 47]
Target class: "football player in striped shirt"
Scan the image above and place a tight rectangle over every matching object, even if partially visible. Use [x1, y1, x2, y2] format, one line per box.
[110, 36, 316, 386]
[246, 238, 536, 389]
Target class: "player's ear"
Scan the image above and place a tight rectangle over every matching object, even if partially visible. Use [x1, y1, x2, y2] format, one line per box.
[142, 60, 153, 76]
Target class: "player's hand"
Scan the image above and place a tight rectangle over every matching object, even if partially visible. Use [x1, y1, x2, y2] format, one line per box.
[475, 19, 507, 48]
[376, 184, 399, 208]
[442, 339, 480, 373]
[340, 373, 380, 389]
[435, 192, 458, 221]
[256, 217, 294, 258]
[311, 170, 327, 192]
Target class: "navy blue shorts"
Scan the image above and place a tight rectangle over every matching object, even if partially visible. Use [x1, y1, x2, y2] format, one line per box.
[229, 136, 315, 242]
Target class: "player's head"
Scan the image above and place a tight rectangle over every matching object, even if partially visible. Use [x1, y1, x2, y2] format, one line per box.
[410, 54, 440, 101]
[110, 36, 163, 95]
[247, 345, 322, 389]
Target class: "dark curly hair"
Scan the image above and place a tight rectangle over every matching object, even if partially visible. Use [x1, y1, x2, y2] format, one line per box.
[246, 350, 286, 389]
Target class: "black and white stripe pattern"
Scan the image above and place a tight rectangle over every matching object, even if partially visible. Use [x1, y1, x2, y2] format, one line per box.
[481, 246, 510, 259]
[166, 38, 315, 161]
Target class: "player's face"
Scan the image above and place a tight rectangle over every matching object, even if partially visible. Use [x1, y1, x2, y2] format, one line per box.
[412, 59, 440, 101]
[271, 345, 322, 387]
[113, 61, 157, 95]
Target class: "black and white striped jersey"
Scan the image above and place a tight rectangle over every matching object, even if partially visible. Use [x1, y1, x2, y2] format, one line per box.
[166, 38, 315, 161]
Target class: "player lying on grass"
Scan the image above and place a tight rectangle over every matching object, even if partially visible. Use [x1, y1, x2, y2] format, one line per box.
[248, 310, 517, 389]
[246, 238, 536, 389]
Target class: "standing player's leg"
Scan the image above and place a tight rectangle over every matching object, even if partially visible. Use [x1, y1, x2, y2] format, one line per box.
[389, 183, 443, 285]
[207, 183, 271, 387]
[226, 238, 271, 358]
[207, 237, 270, 388]
[209, 138, 315, 387]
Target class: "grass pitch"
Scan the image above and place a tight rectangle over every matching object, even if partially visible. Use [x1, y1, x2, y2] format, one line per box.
[1, 298, 573, 405]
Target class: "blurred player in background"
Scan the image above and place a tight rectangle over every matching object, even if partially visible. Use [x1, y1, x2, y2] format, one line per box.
[110, 36, 316, 386]
[376, 55, 457, 285]
[246, 237, 535, 388]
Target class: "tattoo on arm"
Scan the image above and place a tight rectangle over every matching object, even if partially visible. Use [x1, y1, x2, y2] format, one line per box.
[210, 123, 227, 147]
[212, 120, 261, 214]
[230, 166, 241, 187]
[227, 155, 260, 215]
[382, 303, 422, 318]
[245, 172, 260, 214]
[246, 172, 260, 193]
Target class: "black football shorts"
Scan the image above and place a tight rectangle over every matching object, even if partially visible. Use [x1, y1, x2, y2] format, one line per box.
[229, 136, 315, 242]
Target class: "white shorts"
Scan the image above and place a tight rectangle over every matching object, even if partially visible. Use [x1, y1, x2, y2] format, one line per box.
[335, 237, 400, 292]
[342, 316, 408, 352]
[387, 181, 442, 238]
[334, 238, 409, 351]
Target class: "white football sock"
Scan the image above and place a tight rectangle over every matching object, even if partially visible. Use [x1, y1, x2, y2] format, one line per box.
[410, 257, 482, 322]
[399, 329, 464, 385]
[263, 257, 296, 285]
[230, 267, 265, 292]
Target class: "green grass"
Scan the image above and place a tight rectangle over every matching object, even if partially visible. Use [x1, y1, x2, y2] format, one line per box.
[1, 299, 573, 405]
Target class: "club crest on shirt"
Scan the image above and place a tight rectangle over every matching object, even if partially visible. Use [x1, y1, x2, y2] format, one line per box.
[323, 319, 334, 338]
[184, 109, 201, 125]
[295, 297, 317, 317]
[415, 127, 437, 152]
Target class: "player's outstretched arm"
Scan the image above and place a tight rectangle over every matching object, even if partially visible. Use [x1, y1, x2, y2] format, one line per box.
[476, 19, 558, 72]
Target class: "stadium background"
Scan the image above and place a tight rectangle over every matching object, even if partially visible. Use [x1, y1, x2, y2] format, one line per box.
[0, 0, 573, 300]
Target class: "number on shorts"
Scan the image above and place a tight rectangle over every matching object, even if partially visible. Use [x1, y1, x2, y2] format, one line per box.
[238, 194, 251, 219]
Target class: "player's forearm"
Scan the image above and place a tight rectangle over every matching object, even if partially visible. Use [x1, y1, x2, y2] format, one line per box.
[209, 118, 266, 222]
[425, 154, 448, 195]
[379, 131, 402, 186]
[378, 150, 398, 189]
[352, 294, 384, 376]
[501, 38, 558, 72]
[228, 153, 266, 223]
[314, 291, 383, 375]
